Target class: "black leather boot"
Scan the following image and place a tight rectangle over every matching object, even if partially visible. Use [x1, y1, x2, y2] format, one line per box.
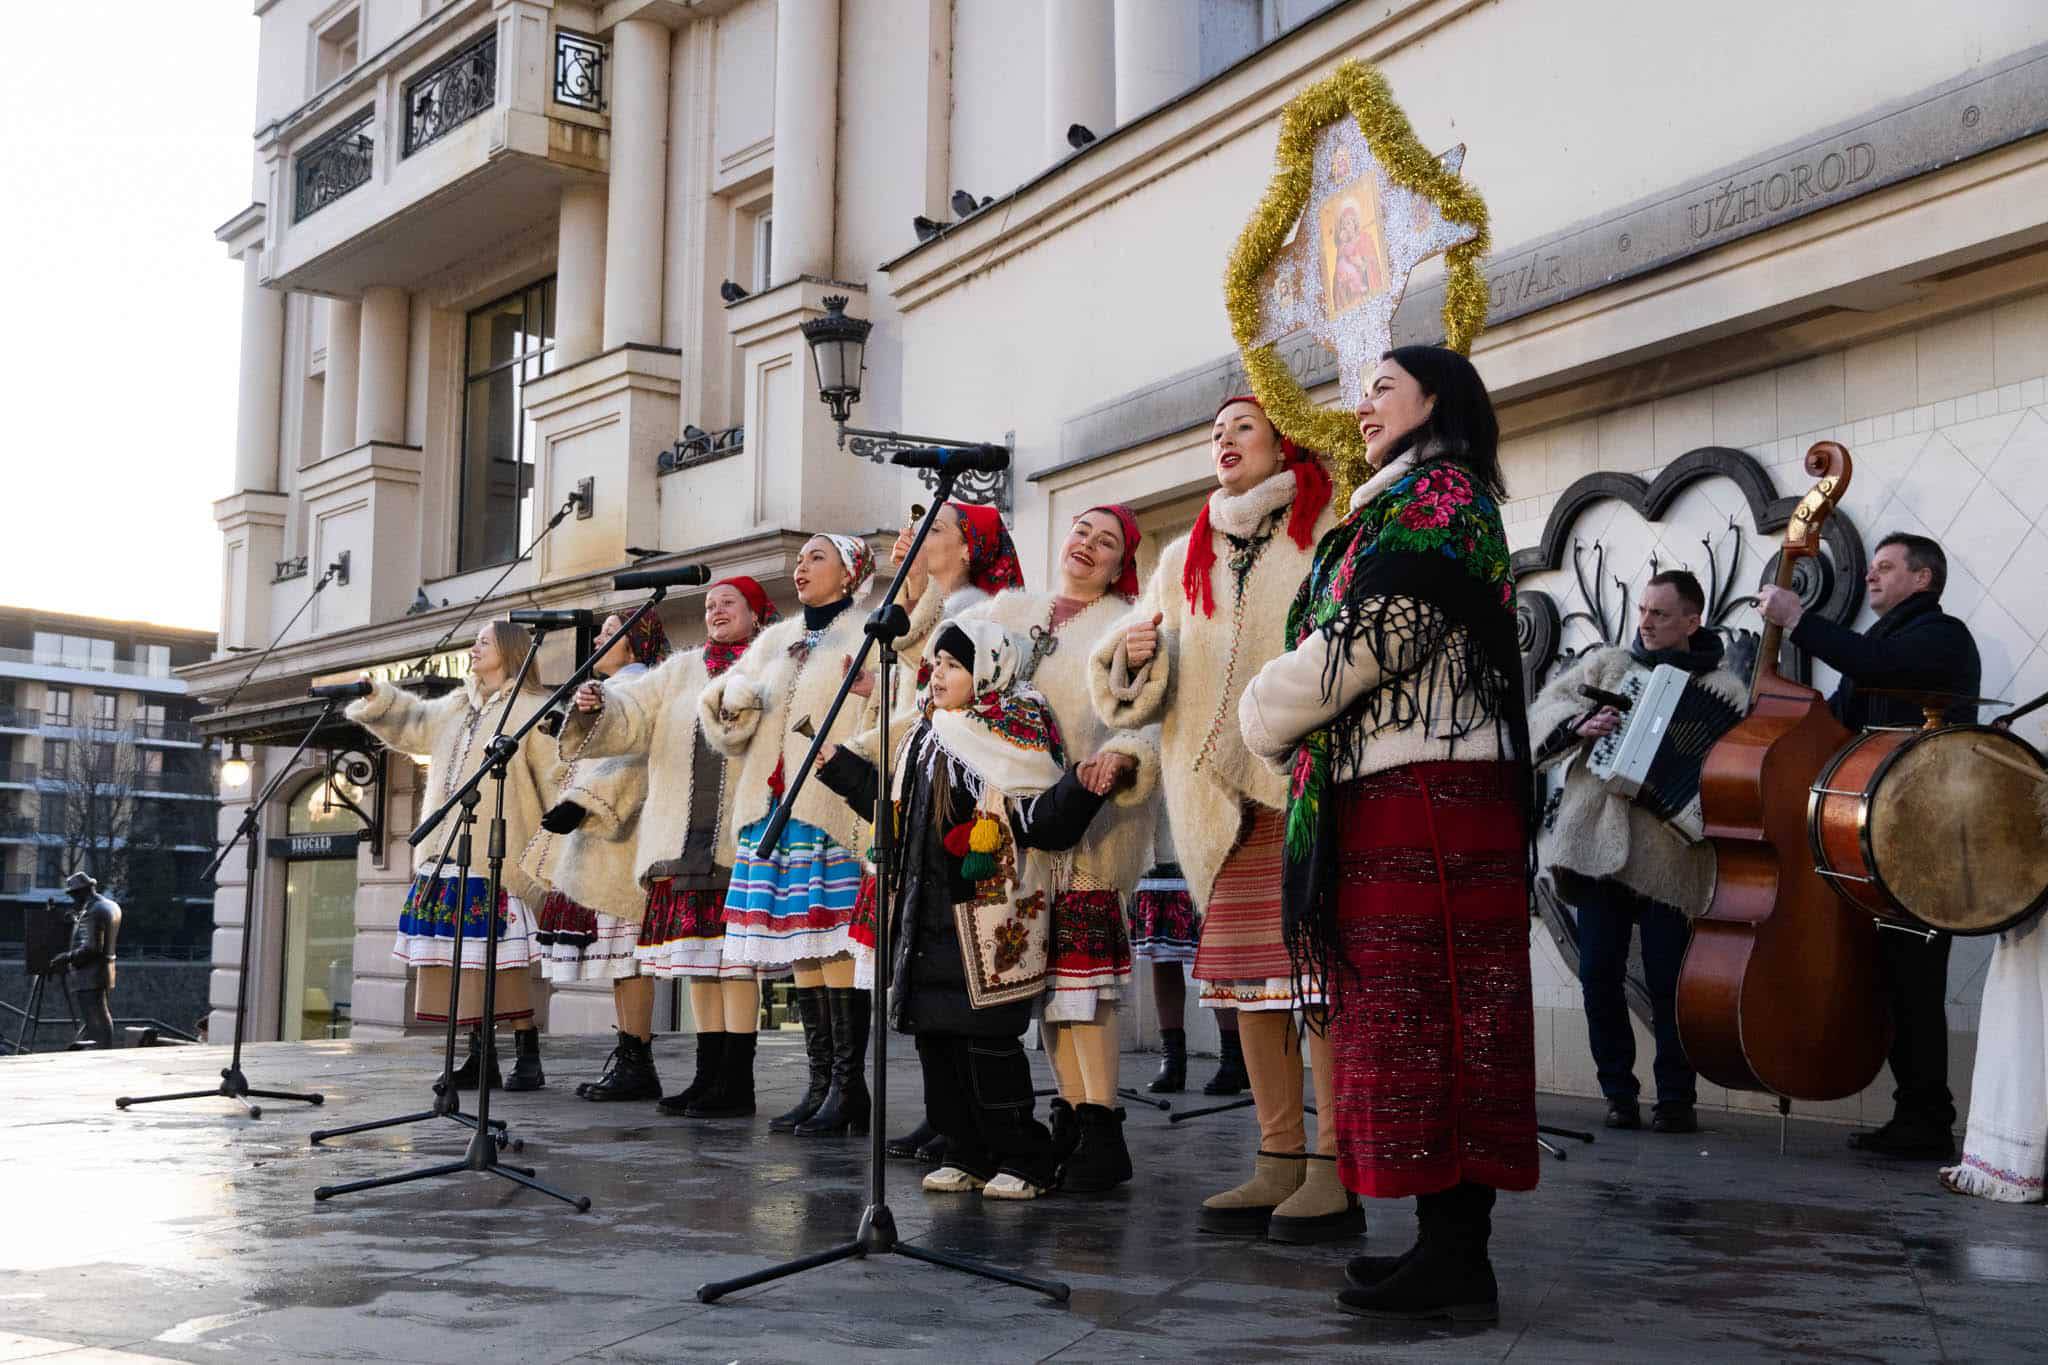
[1061, 1103, 1134, 1194]
[1336, 1182, 1498, 1323]
[797, 988, 871, 1136]
[1149, 1028, 1188, 1094]
[1203, 1028, 1248, 1096]
[502, 1027, 546, 1092]
[687, 1031, 758, 1118]
[657, 1033, 723, 1116]
[1047, 1099, 1080, 1165]
[770, 986, 833, 1132]
[438, 1027, 500, 1092]
[584, 1031, 660, 1102]
[887, 1120, 940, 1161]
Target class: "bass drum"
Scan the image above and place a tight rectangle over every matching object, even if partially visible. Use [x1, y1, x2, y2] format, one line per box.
[1809, 724, 2048, 935]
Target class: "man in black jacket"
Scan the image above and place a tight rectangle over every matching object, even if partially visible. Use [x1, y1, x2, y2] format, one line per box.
[1759, 531, 1981, 1159]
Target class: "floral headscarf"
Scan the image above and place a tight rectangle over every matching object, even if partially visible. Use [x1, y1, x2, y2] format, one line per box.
[949, 503, 1027, 596]
[624, 606, 673, 668]
[819, 533, 876, 600]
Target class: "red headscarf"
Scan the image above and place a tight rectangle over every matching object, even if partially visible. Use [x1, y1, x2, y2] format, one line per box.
[1181, 395, 1333, 618]
[1080, 504, 1142, 600]
[949, 503, 1026, 596]
[710, 575, 780, 628]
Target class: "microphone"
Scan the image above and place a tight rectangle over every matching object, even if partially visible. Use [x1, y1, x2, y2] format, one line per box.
[613, 563, 714, 590]
[888, 445, 1010, 475]
[509, 608, 593, 630]
[309, 681, 374, 700]
[1579, 684, 1635, 713]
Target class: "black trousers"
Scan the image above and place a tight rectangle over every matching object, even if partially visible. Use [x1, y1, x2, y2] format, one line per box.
[1562, 872, 1696, 1107]
[1876, 928, 1955, 1127]
[914, 1032, 1056, 1188]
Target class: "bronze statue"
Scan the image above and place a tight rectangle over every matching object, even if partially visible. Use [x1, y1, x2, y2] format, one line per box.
[52, 872, 121, 1048]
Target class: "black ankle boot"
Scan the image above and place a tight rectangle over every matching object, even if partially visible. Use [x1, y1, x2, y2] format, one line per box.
[440, 1027, 500, 1092]
[658, 1033, 723, 1115]
[887, 1120, 939, 1161]
[1204, 1029, 1248, 1096]
[797, 988, 871, 1137]
[1148, 1028, 1187, 1094]
[502, 1028, 545, 1092]
[1061, 1103, 1133, 1194]
[770, 986, 833, 1132]
[688, 1031, 758, 1118]
[1336, 1183, 1498, 1323]
[584, 1031, 660, 1102]
[1047, 1099, 1080, 1165]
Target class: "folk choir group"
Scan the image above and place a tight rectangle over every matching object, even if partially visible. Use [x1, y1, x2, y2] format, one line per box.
[346, 343, 2048, 1326]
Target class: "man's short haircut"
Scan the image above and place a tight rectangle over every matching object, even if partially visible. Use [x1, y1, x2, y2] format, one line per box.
[1876, 532, 1947, 599]
[1647, 568, 1706, 617]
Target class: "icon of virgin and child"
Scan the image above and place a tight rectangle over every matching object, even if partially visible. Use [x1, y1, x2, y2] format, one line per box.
[1320, 177, 1392, 318]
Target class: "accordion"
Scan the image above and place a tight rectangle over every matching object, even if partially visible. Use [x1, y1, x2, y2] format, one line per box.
[1584, 664, 1744, 841]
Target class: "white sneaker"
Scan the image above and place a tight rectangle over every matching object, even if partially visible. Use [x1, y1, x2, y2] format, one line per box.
[922, 1165, 987, 1193]
[981, 1173, 1041, 1201]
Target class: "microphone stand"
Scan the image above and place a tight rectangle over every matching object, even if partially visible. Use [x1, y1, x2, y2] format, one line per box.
[697, 473, 1069, 1305]
[309, 735, 516, 1155]
[115, 702, 337, 1118]
[313, 602, 668, 1208]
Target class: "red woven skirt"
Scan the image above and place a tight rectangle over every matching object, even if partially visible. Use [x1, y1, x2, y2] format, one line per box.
[1324, 761, 1538, 1199]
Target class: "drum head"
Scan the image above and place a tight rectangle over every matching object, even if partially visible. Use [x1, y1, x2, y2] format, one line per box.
[1868, 726, 2048, 933]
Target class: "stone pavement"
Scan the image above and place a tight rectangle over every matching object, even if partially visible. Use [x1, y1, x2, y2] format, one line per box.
[0, 1034, 2042, 1363]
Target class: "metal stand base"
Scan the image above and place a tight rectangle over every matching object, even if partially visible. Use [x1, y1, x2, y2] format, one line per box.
[117, 1065, 324, 1121]
[1169, 1097, 1315, 1125]
[309, 1082, 515, 1150]
[1536, 1123, 1596, 1161]
[314, 1122, 586, 1209]
[1117, 1086, 1172, 1112]
[697, 1200, 1068, 1304]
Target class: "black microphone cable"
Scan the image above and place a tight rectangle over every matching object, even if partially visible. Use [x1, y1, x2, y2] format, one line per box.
[406, 489, 586, 676]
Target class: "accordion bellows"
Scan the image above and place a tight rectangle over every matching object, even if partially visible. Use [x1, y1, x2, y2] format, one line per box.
[1586, 664, 1745, 840]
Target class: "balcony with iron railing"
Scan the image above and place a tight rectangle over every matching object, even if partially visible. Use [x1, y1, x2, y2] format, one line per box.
[0, 762, 36, 786]
[133, 771, 216, 798]
[134, 718, 202, 745]
[263, 9, 609, 295]
[0, 704, 33, 730]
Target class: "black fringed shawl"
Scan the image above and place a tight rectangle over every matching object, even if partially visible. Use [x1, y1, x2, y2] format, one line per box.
[1278, 454, 1535, 1018]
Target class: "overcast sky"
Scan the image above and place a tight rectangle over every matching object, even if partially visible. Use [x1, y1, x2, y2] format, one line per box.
[0, 4, 255, 632]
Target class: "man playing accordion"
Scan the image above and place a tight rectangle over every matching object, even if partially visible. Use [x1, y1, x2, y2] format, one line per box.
[1530, 570, 1748, 1134]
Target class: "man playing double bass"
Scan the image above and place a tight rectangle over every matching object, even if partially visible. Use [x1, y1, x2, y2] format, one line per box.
[1759, 531, 1982, 1160]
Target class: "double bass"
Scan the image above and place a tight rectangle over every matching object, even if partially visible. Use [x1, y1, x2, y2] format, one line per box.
[1675, 441, 1890, 1100]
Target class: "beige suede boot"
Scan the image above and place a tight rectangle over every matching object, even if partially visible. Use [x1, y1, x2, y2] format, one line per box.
[1197, 1151, 1306, 1236]
[1267, 1154, 1365, 1243]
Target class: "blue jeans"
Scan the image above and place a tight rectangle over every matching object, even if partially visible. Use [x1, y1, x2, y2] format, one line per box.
[1564, 872, 1697, 1107]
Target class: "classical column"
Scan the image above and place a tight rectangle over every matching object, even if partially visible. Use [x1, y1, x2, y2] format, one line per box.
[320, 298, 361, 459]
[557, 184, 608, 367]
[769, 0, 839, 282]
[1114, 0, 1202, 125]
[1044, 0, 1114, 163]
[233, 251, 285, 493]
[602, 17, 669, 350]
[355, 286, 409, 446]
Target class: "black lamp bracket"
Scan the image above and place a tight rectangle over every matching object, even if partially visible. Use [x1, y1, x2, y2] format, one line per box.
[838, 424, 1014, 512]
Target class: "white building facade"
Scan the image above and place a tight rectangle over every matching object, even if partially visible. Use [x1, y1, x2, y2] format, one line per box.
[190, 0, 2048, 1123]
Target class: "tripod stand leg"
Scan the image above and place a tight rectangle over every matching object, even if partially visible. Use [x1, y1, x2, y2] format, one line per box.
[116, 1089, 223, 1109]
[314, 1159, 470, 1201]
[1537, 1136, 1567, 1161]
[492, 1165, 594, 1212]
[1117, 1087, 1173, 1112]
[247, 1087, 325, 1105]
[309, 1108, 442, 1144]
[696, 1241, 868, 1303]
[1168, 1096, 1257, 1124]
[894, 1242, 1071, 1302]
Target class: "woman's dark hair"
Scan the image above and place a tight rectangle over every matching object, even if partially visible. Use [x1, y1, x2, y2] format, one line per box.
[1380, 345, 1505, 500]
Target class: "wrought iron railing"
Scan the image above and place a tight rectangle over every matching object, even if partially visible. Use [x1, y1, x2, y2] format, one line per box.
[658, 425, 744, 474]
[554, 30, 605, 111]
[135, 719, 199, 743]
[293, 108, 374, 222]
[0, 762, 35, 784]
[405, 30, 496, 156]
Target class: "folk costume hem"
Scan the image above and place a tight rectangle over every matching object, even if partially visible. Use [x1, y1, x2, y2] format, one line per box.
[721, 814, 862, 968]
[392, 870, 537, 971]
[536, 891, 642, 983]
[1131, 862, 1200, 963]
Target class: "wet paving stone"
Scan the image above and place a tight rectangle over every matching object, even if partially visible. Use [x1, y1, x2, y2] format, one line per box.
[1, 1036, 2042, 1362]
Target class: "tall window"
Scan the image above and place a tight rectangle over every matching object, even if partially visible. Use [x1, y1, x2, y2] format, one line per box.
[42, 738, 69, 775]
[33, 633, 114, 670]
[136, 644, 172, 678]
[91, 693, 119, 729]
[457, 278, 556, 571]
[44, 692, 72, 726]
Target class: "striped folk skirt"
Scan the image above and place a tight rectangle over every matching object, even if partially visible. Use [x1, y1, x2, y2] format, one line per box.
[722, 815, 863, 969]
[1193, 806, 1313, 1013]
[1323, 761, 1538, 1200]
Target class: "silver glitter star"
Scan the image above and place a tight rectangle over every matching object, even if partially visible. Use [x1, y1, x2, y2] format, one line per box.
[1253, 123, 1477, 410]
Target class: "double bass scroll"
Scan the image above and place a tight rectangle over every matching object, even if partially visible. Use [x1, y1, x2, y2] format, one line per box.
[1675, 440, 1890, 1102]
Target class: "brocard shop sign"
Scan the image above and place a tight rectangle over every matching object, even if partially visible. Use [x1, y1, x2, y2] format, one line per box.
[267, 831, 361, 860]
